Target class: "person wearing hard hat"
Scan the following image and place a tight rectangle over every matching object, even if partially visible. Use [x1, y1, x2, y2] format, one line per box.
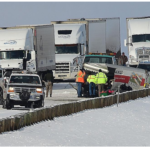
[87, 72, 96, 97]
[95, 69, 108, 97]
[76, 67, 86, 97]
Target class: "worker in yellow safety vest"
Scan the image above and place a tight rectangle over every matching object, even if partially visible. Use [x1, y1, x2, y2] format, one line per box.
[95, 69, 108, 97]
[87, 73, 96, 97]
[76, 68, 86, 97]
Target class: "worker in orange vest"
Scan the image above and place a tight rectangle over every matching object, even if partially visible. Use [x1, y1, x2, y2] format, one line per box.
[76, 68, 86, 97]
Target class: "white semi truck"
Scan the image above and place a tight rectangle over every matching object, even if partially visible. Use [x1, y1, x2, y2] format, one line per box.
[51, 18, 121, 80]
[0, 25, 55, 78]
[125, 17, 150, 67]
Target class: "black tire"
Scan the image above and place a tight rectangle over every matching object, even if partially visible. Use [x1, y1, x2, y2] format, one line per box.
[3, 97, 13, 109]
[38, 95, 44, 108]
[0, 88, 3, 105]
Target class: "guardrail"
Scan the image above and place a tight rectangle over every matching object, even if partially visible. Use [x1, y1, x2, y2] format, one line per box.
[0, 88, 150, 133]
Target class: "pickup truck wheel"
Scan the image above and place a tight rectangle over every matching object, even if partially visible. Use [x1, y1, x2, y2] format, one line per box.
[38, 96, 44, 108]
[3, 98, 13, 109]
[38, 100, 44, 108]
[0, 88, 3, 105]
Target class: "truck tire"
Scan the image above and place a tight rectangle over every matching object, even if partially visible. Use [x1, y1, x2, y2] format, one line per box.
[38, 95, 44, 108]
[0, 88, 3, 105]
[3, 97, 13, 109]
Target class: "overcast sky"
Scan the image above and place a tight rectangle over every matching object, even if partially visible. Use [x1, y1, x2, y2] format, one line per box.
[0, 2, 150, 55]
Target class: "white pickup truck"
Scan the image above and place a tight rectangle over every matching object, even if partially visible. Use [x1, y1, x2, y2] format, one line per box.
[1, 71, 45, 109]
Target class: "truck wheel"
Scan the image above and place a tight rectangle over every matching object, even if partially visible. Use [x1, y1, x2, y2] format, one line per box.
[38, 95, 44, 108]
[3, 98, 13, 109]
[0, 88, 3, 105]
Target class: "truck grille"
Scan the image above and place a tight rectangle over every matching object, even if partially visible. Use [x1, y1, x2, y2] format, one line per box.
[136, 48, 150, 56]
[55, 62, 70, 74]
[14, 88, 36, 93]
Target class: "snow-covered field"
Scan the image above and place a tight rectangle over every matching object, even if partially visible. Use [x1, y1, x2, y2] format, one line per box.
[0, 95, 150, 146]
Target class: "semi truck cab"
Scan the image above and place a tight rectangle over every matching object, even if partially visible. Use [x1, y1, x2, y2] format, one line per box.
[0, 28, 36, 72]
[53, 24, 86, 80]
[125, 17, 150, 67]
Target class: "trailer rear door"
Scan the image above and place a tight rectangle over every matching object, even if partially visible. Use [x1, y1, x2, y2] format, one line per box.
[36, 25, 56, 71]
[88, 21, 106, 53]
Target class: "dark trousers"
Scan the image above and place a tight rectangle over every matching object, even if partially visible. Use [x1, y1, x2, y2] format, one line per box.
[77, 82, 82, 97]
[89, 82, 96, 96]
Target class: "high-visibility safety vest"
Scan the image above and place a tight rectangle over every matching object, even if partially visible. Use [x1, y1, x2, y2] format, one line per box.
[95, 72, 108, 84]
[87, 75, 96, 84]
[76, 70, 85, 83]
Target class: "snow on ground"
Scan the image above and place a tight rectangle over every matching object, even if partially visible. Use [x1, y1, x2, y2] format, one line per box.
[0, 95, 150, 146]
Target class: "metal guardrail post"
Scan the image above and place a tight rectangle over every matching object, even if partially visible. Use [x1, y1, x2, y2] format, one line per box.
[117, 85, 120, 107]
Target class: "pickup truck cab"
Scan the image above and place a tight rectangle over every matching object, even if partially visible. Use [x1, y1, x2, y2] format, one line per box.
[83, 54, 117, 65]
[2, 71, 45, 109]
[83, 54, 118, 82]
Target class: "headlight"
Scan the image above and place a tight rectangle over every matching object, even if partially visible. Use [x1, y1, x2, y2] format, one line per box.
[8, 87, 14, 92]
[130, 55, 135, 59]
[36, 88, 42, 93]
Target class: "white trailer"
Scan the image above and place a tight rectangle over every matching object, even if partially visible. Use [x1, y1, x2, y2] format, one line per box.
[125, 17, 150, 67]
[51, 18, 121, 80]
[0, 25, 55, 78]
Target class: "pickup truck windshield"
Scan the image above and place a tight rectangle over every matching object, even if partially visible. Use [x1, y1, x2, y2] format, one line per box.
[84, 57, 112, 64]
[10, 76, 40, 84]
[137, 64, 150, 71]
[132, 34, 150, 43]
[0, 50, 26, 59]
[55, 45, 78, 54]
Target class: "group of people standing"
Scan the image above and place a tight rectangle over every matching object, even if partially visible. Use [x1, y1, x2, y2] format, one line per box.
[76, 68, 108, 97]
[76, 52, 128, 98]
